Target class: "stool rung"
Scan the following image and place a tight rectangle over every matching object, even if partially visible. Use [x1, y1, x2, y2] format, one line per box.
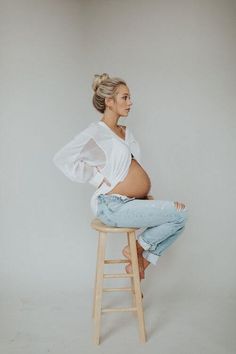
[104, 259, 130, 264]
[103, 273, 134, 278]
[102, 307, 137, 313]
[103, 287, 132, 292]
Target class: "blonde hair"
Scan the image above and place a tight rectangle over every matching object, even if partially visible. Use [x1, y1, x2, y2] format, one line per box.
[92, 73, 127, 113]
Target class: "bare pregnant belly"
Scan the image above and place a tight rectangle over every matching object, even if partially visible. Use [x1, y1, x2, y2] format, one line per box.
[106, 159, 151, 198]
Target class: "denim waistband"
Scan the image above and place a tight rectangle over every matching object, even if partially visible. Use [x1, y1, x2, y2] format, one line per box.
[97, 194, 135, 203]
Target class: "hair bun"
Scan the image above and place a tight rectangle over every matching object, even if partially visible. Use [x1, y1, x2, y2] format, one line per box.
[92, 73, 110, 92]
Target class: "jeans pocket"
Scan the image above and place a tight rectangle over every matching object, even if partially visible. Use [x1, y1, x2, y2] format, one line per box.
[97, 194, 135, 215]
[106, 199, 123, 213]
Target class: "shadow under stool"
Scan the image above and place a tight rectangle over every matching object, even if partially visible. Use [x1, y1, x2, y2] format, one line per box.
[91, 217, 147, 345]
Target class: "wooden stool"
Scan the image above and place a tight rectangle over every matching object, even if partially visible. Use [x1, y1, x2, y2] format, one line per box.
[91, 217, 147, 345]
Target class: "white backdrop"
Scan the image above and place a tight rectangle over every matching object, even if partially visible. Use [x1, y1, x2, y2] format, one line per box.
[1, 0, 235, 353]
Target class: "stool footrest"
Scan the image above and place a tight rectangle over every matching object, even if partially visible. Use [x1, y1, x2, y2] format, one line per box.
[103, 287, 132, 292]
[103, 273, 133, 278]
[102, 307, 137, 313]
[104, 259, 130, 264]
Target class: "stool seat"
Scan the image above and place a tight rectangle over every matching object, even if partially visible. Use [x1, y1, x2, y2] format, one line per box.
[91, 218, 139, 233]
[91, 217, 147, 345]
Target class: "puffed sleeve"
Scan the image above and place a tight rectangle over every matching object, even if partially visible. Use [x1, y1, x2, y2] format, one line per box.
[53, 130, 106, 188]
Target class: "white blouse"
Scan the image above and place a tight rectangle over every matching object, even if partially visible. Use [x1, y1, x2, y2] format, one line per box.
[53, 120, 142, 216]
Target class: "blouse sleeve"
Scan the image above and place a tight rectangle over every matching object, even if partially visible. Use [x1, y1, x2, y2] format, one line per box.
[52, 131, 106, 188]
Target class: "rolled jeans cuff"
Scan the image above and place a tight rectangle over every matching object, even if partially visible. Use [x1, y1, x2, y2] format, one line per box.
[142, 251, 160, 266]
[137, 235, 152, 251]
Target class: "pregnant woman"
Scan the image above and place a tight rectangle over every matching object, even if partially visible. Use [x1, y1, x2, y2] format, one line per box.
[53, 73, 189, 280]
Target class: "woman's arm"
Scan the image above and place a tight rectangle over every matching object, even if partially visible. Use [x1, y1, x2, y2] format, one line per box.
[53, 131, 106, 188]
[147, 195, 154, 200]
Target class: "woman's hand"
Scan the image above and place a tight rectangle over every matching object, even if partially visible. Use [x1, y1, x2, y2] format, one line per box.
[97, 177, 111, 189]
[96, 166, 111, 189]
[104, 177, 111, 186]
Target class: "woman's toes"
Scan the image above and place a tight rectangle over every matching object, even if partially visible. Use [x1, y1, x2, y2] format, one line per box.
[125, 263, 132, 273]
[122, 245, 131, 259]
[125, 260, 145, 280]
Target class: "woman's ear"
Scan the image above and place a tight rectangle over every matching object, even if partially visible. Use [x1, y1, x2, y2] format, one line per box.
[105, 96, 114, 109]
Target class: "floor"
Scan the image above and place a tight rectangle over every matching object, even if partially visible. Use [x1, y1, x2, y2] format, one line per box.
[1, 276, 235, 354]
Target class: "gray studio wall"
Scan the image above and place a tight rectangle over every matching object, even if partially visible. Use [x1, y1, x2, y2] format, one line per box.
[1, 0, 235, 317]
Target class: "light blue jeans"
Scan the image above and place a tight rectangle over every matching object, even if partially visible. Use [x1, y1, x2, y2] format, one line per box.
[96, 194, 189, 266]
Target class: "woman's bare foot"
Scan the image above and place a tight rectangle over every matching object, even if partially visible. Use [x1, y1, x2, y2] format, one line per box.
[125, 258, 151, 276]
[122, 241, 144, 259]
[122, 242, 151, 280]
[125, 255, 145, 279]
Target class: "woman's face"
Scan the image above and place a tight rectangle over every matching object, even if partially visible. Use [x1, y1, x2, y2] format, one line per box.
[109, 85, 133, 117]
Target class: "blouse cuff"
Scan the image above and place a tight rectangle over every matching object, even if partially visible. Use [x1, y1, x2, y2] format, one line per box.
[88, 170, 104, 188]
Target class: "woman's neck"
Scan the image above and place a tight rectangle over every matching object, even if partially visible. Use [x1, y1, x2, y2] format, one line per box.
[100, 117, 120, 129]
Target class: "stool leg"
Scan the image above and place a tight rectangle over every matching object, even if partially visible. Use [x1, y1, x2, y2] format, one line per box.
[127, 232, 136, 308]
[92, 231, 102, 319]
[128, 231, 147, 343]
[93, 231, 107, 345]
